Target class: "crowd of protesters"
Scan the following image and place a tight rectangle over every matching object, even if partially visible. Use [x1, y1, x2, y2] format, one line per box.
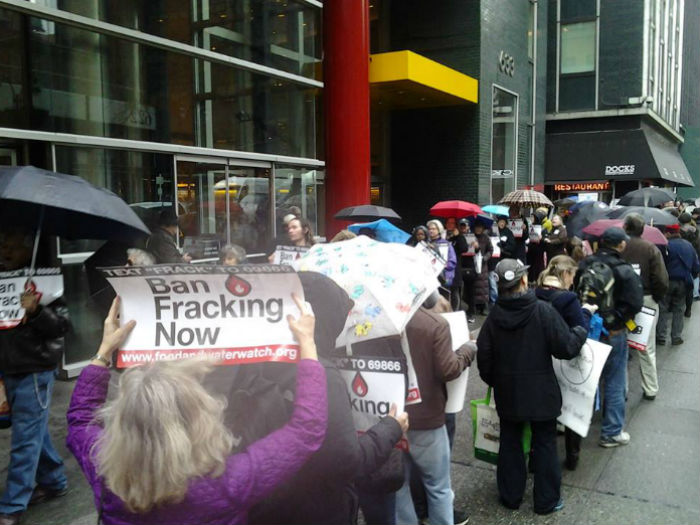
[0, 195, 698, 525]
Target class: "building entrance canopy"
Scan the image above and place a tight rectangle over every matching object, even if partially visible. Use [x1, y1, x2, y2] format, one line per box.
[546, 129, 694, 187]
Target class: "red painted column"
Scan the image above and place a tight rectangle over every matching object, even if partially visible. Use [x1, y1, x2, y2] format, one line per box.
[323, 0, 371, 238]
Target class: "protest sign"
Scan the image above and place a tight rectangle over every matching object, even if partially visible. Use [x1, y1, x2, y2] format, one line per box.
[400, 331, 423, 405]
[529, 224, 542, 238]
[464, 234, 477, 256]
[553, 338, 612, 437]
[489, 236, 501, 258]
[509, 218, 524, 238]
[627, 305, 656, 352]
[272, 245, 309, 266]
[441, 311, 470, 413]
[100, 264, 304, 368]
[0, 268, 63, 329]
[414, 241, 446, 277]
[334, 354, 407, 435]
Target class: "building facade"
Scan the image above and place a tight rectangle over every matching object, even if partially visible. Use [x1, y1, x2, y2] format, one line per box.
[544, 0, 696, 202]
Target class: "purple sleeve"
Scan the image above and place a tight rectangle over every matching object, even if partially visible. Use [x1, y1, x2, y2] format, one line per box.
[222, 359, 327, 507]
[65, 365, 110, 491]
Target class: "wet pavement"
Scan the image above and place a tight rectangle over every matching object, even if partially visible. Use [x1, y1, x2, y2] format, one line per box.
[2, 305, 699, 525]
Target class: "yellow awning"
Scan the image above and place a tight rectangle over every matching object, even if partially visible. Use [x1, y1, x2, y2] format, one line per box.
[369, 51, 478, 109]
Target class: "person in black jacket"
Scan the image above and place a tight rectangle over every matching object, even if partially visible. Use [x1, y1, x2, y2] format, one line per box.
[146, 209, 192, 264]
[0, 230, 70, 524]
[477, 259, 587, 515]
[238, 271, 407, 525]
[496, 217, 516, 260]
[575, 227, 643, 448]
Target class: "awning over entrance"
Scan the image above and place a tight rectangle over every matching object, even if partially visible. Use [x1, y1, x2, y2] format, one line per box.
[369, 51, 478, 109]
[546, 128, 694, 187]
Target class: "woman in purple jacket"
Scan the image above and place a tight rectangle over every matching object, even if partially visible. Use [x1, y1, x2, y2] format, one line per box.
[66, 296, 327, 525]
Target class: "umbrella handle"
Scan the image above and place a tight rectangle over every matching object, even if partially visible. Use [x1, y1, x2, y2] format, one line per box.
[29, 205, 45, 276]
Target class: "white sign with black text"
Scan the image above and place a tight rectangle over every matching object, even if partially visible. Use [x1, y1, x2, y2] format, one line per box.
[0, 268, 64, 330]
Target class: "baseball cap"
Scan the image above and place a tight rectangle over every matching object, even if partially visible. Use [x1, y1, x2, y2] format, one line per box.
[495, 259, 530, 289]
[665, 223, 680, 232]
[600, 227, 630, 247]
[458, 218, 469, 226]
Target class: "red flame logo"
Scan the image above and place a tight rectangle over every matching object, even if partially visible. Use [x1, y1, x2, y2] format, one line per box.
[352, 372, 368, 397]
[225, 275, 252, 297]
[24, 280, 43, 302]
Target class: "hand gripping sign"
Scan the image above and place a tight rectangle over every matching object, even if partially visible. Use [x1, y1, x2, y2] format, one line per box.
[627, 305, 656, 352]
[553, 338, 612, 437]
[100, 264, 304, 368]
[0, 268, 64, 330]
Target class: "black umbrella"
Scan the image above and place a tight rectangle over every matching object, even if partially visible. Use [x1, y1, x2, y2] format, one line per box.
[565, 201, 611, 238]
[334, 204, 401, 223]
[607, 206, 679, 227]
[0, 165, 151, 268]
[617, 187, 675, 207]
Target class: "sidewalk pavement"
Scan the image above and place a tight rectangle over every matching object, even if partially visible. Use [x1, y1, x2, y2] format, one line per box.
[2, 306, 699, 525]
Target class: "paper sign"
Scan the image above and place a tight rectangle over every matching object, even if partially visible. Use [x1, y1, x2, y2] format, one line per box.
[441, 311, 471, 414]
[0, 268, 64, 329]
[490, 237, 501, 258]
[334, 355, 407, 433]
[272, 245, 309, 266]
[400, 331, 423, 405]
[529, 224, 542, 238]
[415, 242, 446, 277]
[100, 264, 304, 368]
[627, 305, 656, 351]
[553, 338, 612, 437]
[509, 218, 524, 238]
[464, 234, 477, 256]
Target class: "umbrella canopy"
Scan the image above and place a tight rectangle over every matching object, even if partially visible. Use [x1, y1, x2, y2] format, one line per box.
[429, 200, 482, 218]
[499, 189, 553, 208]
[293, 236, 439, 347]
[348, 219, 411, 244]
[481, 204, 510, 217]
[334, 204, 401, 223]
[554, 196, 578, 208]
[467, 214, 495, 229]
[565, 201, 611, 238]
[617, 187, 675, 207]
[607, 206, 679, 227]
[0, 166, 150, 241]
[582, 219, 667, 246]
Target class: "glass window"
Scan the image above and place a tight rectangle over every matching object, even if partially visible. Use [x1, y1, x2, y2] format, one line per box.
[528, 2, 535, 60]
[274, 165, 320, 238]
[30, 0, 322, 80]
[560, 0, 596, 20]
[559, 75, 596, 111]
[560, 22, 595, 74]
[0, 8, 319, 159]
[491, 87, 518, 204]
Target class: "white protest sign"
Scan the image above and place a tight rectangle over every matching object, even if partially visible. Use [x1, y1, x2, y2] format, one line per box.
[464, 234, 477, 256]
[509, 218, 524, 238]
[334, 355, 406, 432]
[489, 236, 501, 258]
[415, 241, 446, 277]
[100, 264, 304, 368]
[273, 245, 309, 266]
[0, 268, 64, 330]
[627, 305, 656, 352]
[529, 224, 542, 238]
[400, 331, 423, 405]
[553, 338, 612, 437]
[441, 311, 471, 414]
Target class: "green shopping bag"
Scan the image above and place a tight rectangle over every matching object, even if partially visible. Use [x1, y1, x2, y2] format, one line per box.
[470, 387, 531, 465]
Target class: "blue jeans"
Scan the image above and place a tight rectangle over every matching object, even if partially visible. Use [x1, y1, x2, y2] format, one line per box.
[0, 371, 67, 515]
[600, 332, 629, 438]
[396, 426, 453, 525]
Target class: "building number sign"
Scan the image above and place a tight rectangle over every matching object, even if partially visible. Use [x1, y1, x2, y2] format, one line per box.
[499, 50, 515, 76]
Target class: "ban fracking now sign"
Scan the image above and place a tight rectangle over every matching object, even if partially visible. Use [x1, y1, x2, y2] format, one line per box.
[0, 268, 64, 330]
[100, 264, 304, 368]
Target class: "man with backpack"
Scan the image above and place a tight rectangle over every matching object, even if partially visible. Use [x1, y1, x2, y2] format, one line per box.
[576, 227, 644, 448]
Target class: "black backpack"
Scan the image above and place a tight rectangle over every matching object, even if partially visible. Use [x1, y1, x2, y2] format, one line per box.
[576, 261, 616, 324]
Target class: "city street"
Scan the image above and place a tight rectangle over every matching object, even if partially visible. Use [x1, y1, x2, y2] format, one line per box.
[2, 306, 698, 525]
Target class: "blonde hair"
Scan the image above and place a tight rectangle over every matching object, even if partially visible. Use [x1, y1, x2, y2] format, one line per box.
[536, 254, 578, 288]
[94, 359, 233, 513]
[330, 229, 357, 243]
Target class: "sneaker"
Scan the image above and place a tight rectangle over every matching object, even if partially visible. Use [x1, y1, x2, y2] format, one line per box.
[643, 392, 656, 401]
[535, 499, 564, 515]
[454, 509, 470, 525]
[672, 338, 684, 346]
[599, 431, 630, 448]
[467, 316, 476, 323]
[656, 338, 667, 346]
[28, 485, 68, 506]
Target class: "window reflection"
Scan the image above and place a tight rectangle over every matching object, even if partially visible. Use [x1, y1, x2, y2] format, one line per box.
[491, 87, 518, 203]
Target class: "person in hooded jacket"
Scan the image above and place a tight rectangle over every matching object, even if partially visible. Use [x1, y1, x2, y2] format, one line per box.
[477, 259, 588, 515]
[238, 272, 408, 525]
